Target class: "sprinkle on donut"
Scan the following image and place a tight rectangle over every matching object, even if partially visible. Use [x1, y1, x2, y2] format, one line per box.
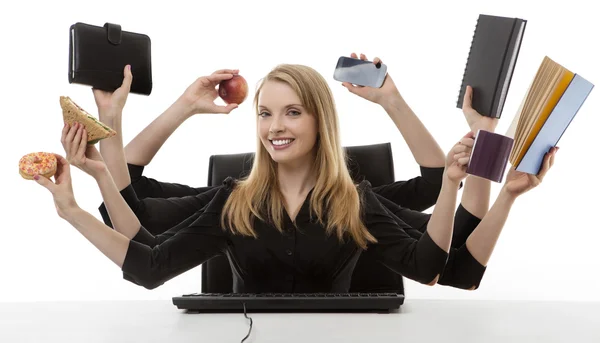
[19, 152, 58, 180]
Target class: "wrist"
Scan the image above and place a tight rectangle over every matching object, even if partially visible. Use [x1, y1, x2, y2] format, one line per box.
[93, 165, 111, 181]
[498, 187, 518, 205]
[173, 97, 196, 120]
[380, 93, 405, 113]
[442, 174, 462, 190]
[98, 108, 123, 120]
[62, 205, 83, 222]
[472, 121, 498, 134]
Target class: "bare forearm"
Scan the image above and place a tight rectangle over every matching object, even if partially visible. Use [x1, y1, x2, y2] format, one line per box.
[426, 176, 461, 252]
[382, 96, 445, 168]
[124, 100, 192, 166]
[94, 167, 141, 239]
[63, 207, 130, 268]
[465, 189, 516, 266]
[460, 176, 491, 219]
[98, 113, 131, 190]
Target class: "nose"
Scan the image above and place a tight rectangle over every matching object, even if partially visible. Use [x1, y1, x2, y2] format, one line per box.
[269, 115, 285, 134]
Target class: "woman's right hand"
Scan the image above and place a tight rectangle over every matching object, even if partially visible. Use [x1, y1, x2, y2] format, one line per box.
[61, 122, 107, 178]
[33, 154, 79, 220]
[177, 69, 240, 116]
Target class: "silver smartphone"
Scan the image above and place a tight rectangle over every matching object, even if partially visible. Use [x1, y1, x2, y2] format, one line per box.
[333, 56, 388, 88]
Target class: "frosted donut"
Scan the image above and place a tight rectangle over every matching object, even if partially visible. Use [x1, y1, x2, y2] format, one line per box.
[19, 152, 58, 180]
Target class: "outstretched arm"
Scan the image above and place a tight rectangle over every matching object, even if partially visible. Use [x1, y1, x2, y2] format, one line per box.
[94, 65, 134, 191]
[458, 85, 500, 219]
[62, 191, 227, 290]
[62, 122, 216, 238]
[464, 148, 558, 266]
[124, 70, 239, 166]
[34, 154, 230, 291]
[342, 53, 445, 168]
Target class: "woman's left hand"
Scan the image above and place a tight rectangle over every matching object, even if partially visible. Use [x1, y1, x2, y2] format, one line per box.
[341, 53, 401, 107]
[33, 154, 79, 220]
[503, 147, 558, 197]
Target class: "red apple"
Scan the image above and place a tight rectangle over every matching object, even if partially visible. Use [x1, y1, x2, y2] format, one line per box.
[218, 75, 249, 105]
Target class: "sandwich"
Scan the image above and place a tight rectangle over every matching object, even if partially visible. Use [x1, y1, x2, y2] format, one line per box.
[60, 96, 117, 144]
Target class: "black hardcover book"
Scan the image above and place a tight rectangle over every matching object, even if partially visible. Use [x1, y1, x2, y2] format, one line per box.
[457, 14, 527, 118]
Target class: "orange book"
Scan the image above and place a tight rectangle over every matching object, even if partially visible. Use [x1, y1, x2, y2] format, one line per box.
[509, 57, 575, 166]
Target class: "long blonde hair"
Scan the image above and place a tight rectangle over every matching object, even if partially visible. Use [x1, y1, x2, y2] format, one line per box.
[220, 64, 377, 250]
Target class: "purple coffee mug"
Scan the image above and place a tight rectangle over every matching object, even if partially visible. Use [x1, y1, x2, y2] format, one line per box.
[466, 130, 514, 183]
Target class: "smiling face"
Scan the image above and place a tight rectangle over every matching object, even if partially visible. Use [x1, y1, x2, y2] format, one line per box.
[257, 80, 319, 167]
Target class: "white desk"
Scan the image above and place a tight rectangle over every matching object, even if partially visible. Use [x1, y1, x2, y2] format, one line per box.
[1, 299, 599, 342]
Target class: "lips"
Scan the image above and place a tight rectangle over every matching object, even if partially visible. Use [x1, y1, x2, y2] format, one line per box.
[270, 138, 295, 150]
[271, 138, 294, 146]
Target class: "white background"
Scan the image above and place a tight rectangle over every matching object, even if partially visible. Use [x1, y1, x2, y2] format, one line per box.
[1, 0, 598, 303]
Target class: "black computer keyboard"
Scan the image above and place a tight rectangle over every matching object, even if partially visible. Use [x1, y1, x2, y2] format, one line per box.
[172, 292, 405, 313]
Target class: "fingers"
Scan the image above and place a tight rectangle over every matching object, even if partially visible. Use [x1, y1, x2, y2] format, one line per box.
[121, 64, 133, 91]
[341, 81, 363, 95]
[207, 73, 235, 83]
[63, 123, 78, 158]
[456, 155, 471, 167]
[462, 85, 473, 111]
[71, 123, 83, 157]
[453, 144, 469, 154]
[210, 103, 239, 114]
[463, 131, 476, 139]
[54, 154, 71, 180]
[212, 69, 239, 75]
[33, 173, 56, 193]
[549, 146, 558, 168]
[459, 137, 475, 147]
[77, 128, 88, 160]
[452, 150, 471, 166]
[537, 147, 559, 181]
[350, 52, 358, 59]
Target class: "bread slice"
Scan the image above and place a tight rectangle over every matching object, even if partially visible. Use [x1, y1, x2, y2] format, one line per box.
[60, 96, 117, 144]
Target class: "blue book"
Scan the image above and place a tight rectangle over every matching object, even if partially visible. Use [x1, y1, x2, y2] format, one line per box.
[516, 74, 594, 174]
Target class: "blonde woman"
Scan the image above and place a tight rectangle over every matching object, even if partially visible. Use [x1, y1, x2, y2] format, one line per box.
[38, 60, 556, 293]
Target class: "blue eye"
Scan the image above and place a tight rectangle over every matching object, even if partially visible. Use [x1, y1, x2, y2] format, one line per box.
[258, 112, 270, 117]
[288, 110, 301, 116]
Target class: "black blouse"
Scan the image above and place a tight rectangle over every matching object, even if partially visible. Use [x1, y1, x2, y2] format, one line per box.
[112, 173, 486, 293]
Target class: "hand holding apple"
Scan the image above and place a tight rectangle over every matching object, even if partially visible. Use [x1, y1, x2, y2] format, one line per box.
[177, 69, 241, 116]
[218, 75, 249, 105]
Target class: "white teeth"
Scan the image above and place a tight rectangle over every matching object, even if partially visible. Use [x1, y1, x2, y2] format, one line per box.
[272, 139, 293, 146]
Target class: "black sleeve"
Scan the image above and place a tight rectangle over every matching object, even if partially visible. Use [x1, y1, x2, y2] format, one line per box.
[372, 166, 463, 212]
[362, 181, 485, 289]
[361, 181, 449, 285]
[120, 178, 236, 290]
[128, 163, 214, 199]
[98, 183, 221, 236]
[375, 194, 482, 248]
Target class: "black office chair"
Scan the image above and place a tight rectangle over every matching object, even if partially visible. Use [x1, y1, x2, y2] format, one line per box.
[201, 142, 406, 294]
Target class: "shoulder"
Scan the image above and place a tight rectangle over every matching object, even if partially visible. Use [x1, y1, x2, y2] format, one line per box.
[356, 180, 384, 211]
[221, 176, 240, 191]
[200, 176, 240, 214]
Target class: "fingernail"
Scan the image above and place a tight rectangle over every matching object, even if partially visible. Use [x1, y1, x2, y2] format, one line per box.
[128, 65, 131, 70]
[34, 175, 39, 180]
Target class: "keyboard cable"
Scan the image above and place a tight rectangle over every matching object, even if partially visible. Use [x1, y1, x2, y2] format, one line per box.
[241, 302, 253, 343]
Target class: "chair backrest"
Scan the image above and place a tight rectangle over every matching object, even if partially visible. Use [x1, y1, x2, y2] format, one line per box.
[201, 142, 405, 294]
